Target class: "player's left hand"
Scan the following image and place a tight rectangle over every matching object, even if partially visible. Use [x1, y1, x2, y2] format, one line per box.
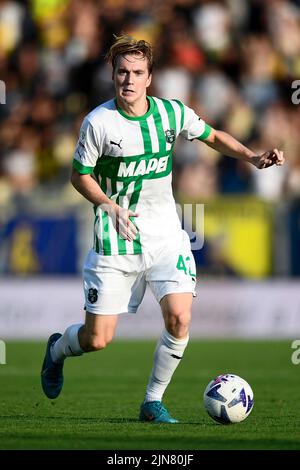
[251, 149, 285, 169]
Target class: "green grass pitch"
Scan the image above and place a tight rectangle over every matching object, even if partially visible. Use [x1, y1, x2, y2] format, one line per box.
[0, 340, 299, 450]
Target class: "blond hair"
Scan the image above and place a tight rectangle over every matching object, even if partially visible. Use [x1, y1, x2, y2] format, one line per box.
[106, 34, 153, 75]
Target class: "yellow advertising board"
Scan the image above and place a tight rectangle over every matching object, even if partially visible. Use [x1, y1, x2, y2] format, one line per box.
[178, 196, 273, 278]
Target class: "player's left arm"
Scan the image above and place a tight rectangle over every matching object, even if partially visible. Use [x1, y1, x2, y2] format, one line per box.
[203, 128, 285, 169]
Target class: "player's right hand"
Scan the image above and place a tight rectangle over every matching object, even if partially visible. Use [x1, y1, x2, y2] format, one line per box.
[116, 208, 139, 242]
[106, 204, 139, 242]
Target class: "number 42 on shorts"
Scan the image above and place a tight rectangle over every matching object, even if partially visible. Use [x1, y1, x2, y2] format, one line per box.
[176, 255, 196, 277]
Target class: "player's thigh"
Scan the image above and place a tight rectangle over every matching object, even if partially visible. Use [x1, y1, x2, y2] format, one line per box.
[83, 265, 146, 315]
[147, 231, 197, 303]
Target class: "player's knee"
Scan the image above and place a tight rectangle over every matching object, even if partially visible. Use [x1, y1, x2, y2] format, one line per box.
[165, 311, 191, 337]
[88, 334, 113, 351]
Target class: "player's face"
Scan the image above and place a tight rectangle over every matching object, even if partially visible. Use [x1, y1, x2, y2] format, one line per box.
[114, 54, 152, 108]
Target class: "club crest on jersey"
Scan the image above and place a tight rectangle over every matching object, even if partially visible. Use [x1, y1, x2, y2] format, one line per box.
[88, 288, 98, 304]
[165, 129, 175, 144]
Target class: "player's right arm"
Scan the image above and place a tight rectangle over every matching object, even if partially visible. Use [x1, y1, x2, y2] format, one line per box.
[71, 118, 138, 242]
[70, 170, 138, 242]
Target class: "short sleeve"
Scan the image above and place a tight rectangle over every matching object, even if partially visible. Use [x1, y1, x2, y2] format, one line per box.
[73, 118, 103, 174]
[180, 103, 212, 141]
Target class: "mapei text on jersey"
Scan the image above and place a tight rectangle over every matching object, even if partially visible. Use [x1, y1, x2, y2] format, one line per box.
[117, 155, 169, 177]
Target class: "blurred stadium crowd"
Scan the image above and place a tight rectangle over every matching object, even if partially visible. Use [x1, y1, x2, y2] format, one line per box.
[1, 0, 300, 278]
[1, 0, 300, 207]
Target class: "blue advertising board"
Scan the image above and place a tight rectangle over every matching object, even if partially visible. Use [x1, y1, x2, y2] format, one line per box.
[0, 214, 78, 274]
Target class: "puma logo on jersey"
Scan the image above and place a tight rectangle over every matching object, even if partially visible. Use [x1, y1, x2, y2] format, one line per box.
[110, 139, 123, 149]
[118, 156, 169, 177]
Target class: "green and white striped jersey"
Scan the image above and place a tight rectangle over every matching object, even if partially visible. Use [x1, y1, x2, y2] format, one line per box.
[73, 96, 211, 256]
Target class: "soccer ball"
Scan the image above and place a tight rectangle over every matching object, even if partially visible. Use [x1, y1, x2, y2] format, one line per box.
[203, 373, 254, 424]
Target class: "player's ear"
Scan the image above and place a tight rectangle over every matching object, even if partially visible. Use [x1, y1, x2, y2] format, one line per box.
[146, 73, 152, 88]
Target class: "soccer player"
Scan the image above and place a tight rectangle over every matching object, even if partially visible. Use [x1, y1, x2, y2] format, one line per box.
[41, 35, 284, 423]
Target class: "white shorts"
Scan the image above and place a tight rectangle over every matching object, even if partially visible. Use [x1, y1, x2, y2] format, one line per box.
[83, 230, 196, 315]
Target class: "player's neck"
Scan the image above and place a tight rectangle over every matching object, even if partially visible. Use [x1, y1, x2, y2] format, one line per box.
[117, 95, 149, 117]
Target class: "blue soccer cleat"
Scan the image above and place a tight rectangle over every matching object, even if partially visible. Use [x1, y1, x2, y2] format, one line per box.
[41, 333, 64, 399]
[139, 401, 178, 423]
